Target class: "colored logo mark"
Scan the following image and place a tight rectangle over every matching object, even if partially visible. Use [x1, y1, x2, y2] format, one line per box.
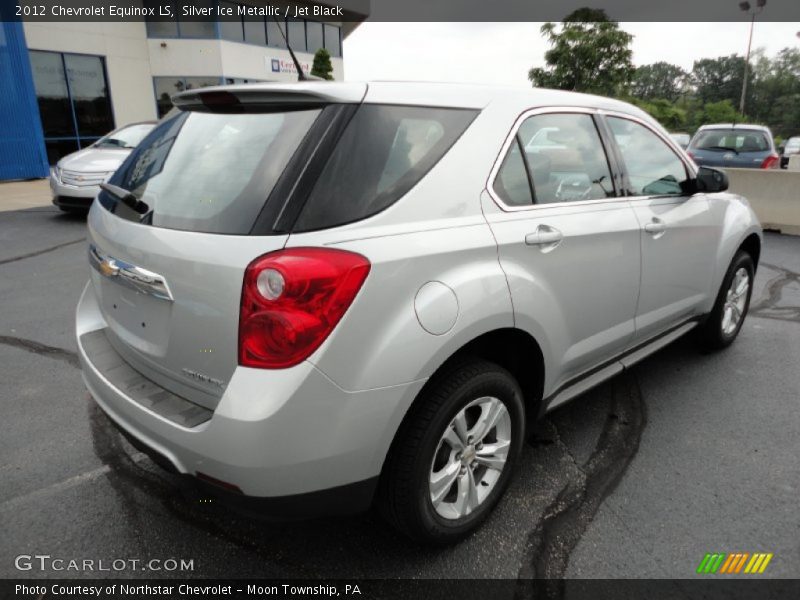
[696, 552, 773, 574]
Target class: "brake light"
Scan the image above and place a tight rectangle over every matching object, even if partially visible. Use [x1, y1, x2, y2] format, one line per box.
[239, 248, 370, 369]
[760, 154, 779, 169]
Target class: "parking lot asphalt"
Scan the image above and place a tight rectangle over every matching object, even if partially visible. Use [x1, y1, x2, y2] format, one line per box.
[1, 205, 798, 581]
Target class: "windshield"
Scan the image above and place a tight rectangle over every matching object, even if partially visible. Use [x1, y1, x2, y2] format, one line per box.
[785, 138, 800, 152]
[103, 108, 321, 234]
[691, 129, 770, 153]
[94, 123, 156, 149]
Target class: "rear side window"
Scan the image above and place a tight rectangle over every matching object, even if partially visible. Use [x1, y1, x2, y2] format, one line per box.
[493, 140, 533, 206]
[492, 112, 614, 206]
[105, 108, 321, 234]
[293, 105, 478, 232]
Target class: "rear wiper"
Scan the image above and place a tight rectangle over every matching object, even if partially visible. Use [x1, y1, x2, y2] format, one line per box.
[100, 183, 149, 214]
[704, 145, 739, 154]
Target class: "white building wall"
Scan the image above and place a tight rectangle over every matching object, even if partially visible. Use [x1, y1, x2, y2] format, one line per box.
[218, 41, 345, 82]
[146, 39, 224, 77]
[23, 21, 158, 124]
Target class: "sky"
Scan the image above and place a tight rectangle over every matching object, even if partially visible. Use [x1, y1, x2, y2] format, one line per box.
[343, 22, 800, 86]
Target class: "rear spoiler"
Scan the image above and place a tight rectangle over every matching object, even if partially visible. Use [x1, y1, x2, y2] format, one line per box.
[172, 83, 368, 111]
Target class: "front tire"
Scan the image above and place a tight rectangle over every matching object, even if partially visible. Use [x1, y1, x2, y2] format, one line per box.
[378, 358, 525, 544]
[697, 250, 754, 350]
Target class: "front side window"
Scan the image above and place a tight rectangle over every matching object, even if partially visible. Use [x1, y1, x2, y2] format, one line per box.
[493, 112, 614, 206]
[609, 117, 689, 196]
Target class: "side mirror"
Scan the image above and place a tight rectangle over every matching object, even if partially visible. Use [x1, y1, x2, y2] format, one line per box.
[695, 166, 729, 193]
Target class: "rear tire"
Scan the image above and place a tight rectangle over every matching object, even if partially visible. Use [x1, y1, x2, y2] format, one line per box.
[378, 358, 525, 544]
[697, 250, 754, 350]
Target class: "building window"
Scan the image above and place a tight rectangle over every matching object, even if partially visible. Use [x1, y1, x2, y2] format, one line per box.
[144, 0, 216, 39]
[28, 50, 114, 163]
[287, 18, 306, 52]
[153, 76, 224, 118]
[244, 17, 267, 45]
[266, 19, 288, 48]
[144, 1, 342, 57]
[306, 20, 323, 53]
[324, 24, 341, 57]
[218, 1, 243, 41]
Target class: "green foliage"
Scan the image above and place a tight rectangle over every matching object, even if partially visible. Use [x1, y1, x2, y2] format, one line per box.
[696, 100, 740, 127]
[528, 8, 634, 97]
[691, 55, 747, 105]
[628, 97, 688, 131]
[311, 48, 334, 81]
[528, 11, 800, 138]
[631, 62, 688, 102]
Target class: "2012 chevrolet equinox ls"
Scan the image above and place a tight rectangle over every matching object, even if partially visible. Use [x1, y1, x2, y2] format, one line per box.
[76, 82, 761, 544]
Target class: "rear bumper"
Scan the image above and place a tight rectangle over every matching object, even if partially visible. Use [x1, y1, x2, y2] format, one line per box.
[76, 282, 423, 513]
[103, 410, 378, 518]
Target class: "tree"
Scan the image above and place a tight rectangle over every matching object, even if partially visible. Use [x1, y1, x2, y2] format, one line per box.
[311, 48, 334, 80]
[695, 100, 740, 128]
[528, 8, 634, 97]
[690, 55, 746, 106]
[631, 62, 688, 102]
[630, 98, 687, 131]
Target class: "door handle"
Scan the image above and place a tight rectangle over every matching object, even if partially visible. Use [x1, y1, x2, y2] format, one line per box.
[525, 225, 563, 248]
[644, 219, 667, 235]
[88, 244, 174, 302]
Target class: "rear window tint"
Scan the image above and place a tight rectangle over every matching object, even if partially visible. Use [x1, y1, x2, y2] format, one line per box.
[691, 129, 770, 153]
[104, 108, 321, 234]
[293, 104, 478, 232]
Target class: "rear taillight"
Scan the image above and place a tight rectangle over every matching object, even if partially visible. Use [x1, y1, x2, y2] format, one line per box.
[686, 150, 695, 161]
[238, 248, 371, 369]
[760, 154, 779, 169]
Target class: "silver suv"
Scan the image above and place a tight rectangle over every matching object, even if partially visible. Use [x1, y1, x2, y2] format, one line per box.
[76, 82, 762, 544]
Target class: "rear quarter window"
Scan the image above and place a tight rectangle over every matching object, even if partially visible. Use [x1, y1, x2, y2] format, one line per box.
[293, 104, 478, 232]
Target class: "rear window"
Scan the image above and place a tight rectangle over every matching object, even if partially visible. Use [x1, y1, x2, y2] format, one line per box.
[104, 108, 321, 234]
[293, 104, 478, 232]
[691, 129, 770, 153]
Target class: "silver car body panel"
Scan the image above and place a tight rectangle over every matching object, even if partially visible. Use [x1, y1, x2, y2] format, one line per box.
[76, 82, 762, 498]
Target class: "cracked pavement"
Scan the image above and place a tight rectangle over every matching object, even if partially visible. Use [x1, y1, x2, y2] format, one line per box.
[1, 206, 798, 583]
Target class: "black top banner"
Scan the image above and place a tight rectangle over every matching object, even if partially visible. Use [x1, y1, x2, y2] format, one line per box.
[4, 0, 800, 22]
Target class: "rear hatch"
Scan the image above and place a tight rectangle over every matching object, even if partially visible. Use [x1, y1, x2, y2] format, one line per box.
[86, 84, 366, 410]
[689, 127, 774, 169]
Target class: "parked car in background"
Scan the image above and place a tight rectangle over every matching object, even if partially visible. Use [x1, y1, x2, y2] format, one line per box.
[687, 124, 779, 170]
[76, 82, 762, 544]
[670, 132, 691, 149]
[50, 122, 156, 213]
[780, 136, 800, 169]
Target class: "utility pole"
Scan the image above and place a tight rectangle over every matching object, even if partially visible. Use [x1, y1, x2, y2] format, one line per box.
[738, 0, 767, 116]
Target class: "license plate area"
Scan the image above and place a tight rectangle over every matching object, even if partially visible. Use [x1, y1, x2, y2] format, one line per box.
[93, 270, 173, 356]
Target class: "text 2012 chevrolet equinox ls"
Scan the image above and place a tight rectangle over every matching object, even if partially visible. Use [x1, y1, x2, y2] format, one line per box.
[76, 82, 761, 544]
